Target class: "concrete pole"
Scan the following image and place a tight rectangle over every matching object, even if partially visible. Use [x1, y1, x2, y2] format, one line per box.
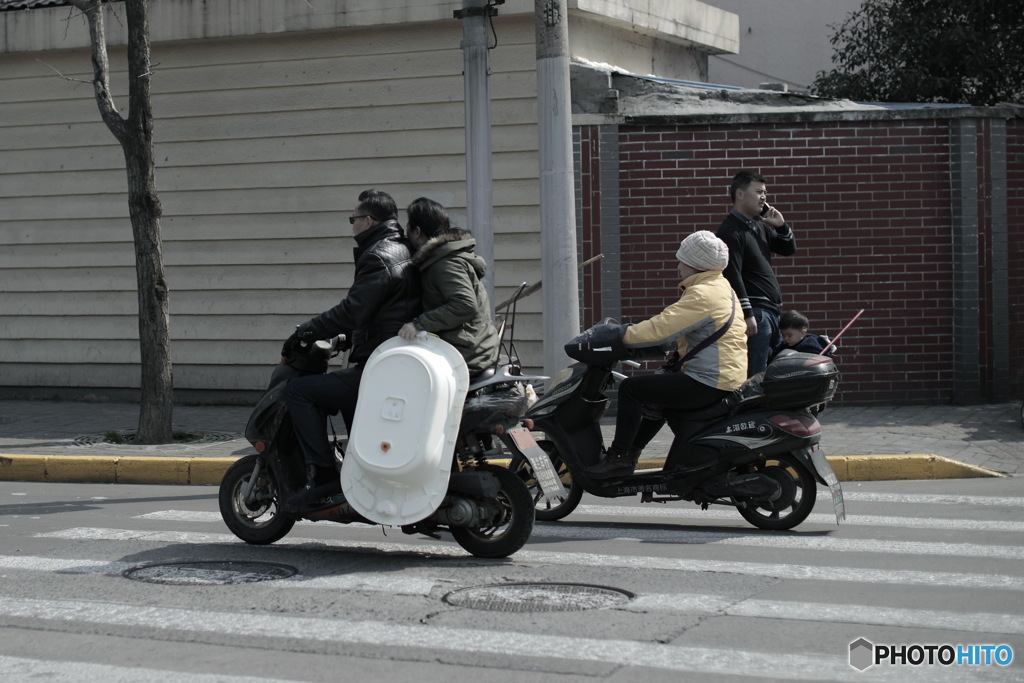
[458, 0, 495, 310]
[535, 0, 580, 380]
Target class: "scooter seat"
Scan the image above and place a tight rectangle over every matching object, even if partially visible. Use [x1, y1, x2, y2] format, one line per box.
[467, 367, 497, 391]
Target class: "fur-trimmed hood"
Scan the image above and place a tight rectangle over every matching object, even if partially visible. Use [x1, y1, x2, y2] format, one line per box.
[412, 229, 487, 278]
[409, 228, 498, 373]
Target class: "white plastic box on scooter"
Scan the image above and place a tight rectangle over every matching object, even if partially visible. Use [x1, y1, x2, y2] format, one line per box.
[341, 335, 469, 526]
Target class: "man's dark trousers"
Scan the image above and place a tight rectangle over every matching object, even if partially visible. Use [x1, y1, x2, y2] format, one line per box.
[286, 366, 365, 468]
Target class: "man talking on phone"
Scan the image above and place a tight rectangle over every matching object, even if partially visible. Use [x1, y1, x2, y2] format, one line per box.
[716, 170, 796, 376]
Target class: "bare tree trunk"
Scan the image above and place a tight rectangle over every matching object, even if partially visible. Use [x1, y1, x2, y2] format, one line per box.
[71, 0, 173, 443]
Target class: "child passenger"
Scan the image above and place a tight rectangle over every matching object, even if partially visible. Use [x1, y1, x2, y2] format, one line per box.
[773, 310, 833, 357]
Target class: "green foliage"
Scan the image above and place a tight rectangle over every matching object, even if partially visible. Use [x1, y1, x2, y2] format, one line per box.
[104, 430, 126, 444]
[812, 0, 1024, 105]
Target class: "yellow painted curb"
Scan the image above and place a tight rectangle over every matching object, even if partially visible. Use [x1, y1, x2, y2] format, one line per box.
[115, 456, 192, 485]
[189, 457, 236, 485]
[826, 454, 1004, 481]
[0, 455, 53, 481]
[43, 456, 119, 483]
[0, 454, 239, 485]
[0, 453, 1006, 484]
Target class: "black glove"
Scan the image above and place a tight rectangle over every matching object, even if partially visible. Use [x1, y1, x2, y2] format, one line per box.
[657, 351, 683, 374]
[281, 334, 301, 358]
[281, 321, 319, 357]
[295, 320, 318, 342]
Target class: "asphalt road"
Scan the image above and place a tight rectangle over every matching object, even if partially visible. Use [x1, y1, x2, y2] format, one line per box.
[0, 476, 1022, 682]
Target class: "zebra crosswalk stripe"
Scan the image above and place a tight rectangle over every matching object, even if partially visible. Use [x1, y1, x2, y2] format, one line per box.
[32, 525, 1024, 592]
[5, 488, 1021, 682]
[0, 654, 300, 683]
[0, 595, 975, 682]
[3, 550, 1021, 636]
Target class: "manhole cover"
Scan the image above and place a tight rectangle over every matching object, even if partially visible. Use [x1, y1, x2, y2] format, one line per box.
[123, 561, 297, 585]
[443, 582, 633, 612]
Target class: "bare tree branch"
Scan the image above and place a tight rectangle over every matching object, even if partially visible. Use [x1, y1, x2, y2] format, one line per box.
[35, 58, 91, 85]
[67, 0, 126, 142]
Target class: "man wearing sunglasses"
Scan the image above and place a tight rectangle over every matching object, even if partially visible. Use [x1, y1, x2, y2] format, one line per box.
[281, 188, 421, 507]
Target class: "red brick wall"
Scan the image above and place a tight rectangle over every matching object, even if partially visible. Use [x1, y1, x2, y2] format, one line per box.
[578, 118, 1021, 405]
[1008, 120, 1024, 400]
[578, 125, 603, 326]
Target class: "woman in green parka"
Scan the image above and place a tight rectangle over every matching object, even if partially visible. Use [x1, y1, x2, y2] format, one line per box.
[397, 197, 500, 374]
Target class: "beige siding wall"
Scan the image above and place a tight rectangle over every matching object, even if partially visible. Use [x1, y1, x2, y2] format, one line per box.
[0, 0, 733, 400]
[0, 16, 544, 399]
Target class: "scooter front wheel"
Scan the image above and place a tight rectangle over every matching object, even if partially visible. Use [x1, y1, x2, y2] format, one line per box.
[734, 451, 817, 531]
[450, 464, 534, 558]
[219, 454, 295, 544]
[512, 440, 583, 521]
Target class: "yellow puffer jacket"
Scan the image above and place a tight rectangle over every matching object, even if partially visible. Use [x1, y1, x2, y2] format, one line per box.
[622, 271, 748, 390]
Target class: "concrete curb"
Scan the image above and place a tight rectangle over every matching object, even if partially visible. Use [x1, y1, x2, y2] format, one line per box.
[823, 454, 1005, 481]
[0, 454, 232, 486]
[0, 452, 1006, 485]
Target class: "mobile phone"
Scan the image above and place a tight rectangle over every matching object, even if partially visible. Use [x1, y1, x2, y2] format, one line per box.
[760, 203, 772, 216]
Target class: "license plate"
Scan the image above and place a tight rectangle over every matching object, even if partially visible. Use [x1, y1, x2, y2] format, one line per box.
[508, 427, 568, 502]
[809, 448, 845, 523]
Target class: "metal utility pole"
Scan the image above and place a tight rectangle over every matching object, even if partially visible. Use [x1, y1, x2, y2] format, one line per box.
[535, 0, 580, 379]
[455, 0, 498, 309]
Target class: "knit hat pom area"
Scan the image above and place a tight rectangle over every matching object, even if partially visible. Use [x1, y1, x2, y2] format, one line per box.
[675, 230, 729, 271]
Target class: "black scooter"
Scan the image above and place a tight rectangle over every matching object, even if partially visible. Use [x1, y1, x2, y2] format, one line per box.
[219, 332, 564, 558]
[511, 323, 846, 531]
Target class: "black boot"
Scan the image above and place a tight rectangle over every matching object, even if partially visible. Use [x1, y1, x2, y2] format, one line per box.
[286, 464, 343, 510]
[586, 446, 640, 480]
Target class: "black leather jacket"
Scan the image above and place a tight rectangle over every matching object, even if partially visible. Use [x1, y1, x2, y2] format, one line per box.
[302, 220, 421, 364]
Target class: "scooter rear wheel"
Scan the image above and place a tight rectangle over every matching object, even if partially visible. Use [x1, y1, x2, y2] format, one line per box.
[734, 451, 817, 531]
[450, 464, 534, 558]
[219, 454, 295, 544]
[513, 440, 583, 521]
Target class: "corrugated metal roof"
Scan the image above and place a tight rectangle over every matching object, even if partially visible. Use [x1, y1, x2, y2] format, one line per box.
[1, 1, 126, 12]
[0, 1, 75, 10]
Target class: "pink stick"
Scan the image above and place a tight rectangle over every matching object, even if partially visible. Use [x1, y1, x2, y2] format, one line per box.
[820, 309, 865, 355]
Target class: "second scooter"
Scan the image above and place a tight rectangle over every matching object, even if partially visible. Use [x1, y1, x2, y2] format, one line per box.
[512, 323, 846, 531]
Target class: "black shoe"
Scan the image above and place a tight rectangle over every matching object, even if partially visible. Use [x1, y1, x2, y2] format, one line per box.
[285, 479, 343, 509]
[285, 465, 341, 510]
[586, 447, 640, 480]
[302, 493, 353, 516]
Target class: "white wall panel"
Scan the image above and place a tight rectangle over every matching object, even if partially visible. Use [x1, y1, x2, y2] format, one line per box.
[0, 3, 724, 398]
